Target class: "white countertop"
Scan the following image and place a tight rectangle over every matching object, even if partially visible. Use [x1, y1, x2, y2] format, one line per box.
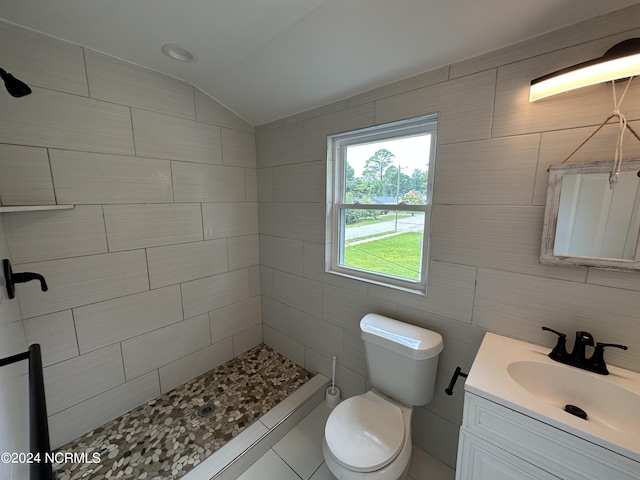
[466, 332, 640, 463]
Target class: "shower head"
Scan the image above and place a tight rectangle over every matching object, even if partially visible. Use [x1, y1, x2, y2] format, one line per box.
[0, 68, 32, 97]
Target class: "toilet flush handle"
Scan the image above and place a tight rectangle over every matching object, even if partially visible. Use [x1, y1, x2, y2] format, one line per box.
[445, 366, 468, 395]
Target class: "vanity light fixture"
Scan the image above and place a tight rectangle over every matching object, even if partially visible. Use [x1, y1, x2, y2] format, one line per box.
[0, 67, 31, 97]
[529, 38, 640, 102]
[161, 43, 198, 63]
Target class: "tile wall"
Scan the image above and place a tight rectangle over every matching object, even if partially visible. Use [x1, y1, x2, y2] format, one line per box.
[255, 4, 640, 468]
[0, 21, 261, 449]
[0, 215, 29, 480]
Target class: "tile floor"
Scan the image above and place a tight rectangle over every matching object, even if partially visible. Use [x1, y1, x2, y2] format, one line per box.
[238, 401, 456, 480]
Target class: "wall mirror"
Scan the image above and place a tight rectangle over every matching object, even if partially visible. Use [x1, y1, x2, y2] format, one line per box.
[541, 159, 640, 271]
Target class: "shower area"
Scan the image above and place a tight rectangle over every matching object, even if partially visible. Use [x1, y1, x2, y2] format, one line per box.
[0, 20, 318, 480]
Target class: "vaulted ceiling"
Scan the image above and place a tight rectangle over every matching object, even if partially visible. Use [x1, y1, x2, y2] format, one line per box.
[0, 0, 636, 125]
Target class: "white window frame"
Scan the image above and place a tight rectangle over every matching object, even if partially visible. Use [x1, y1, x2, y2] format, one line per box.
[325, 114, 437, 295]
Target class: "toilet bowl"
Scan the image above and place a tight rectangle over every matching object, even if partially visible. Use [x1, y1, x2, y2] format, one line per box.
[323, 390, 413, 480]
[322, 314, 443, 480]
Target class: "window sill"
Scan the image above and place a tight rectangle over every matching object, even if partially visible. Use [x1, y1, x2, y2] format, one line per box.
[326, 268, 427, 297]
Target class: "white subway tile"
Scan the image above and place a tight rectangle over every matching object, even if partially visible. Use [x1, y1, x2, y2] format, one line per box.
[172, 162, 246, 203]
[256, 122, 303, 167]
[0, 20, 88, 96]
[159, 339, 233, 394]
[260, 266, 275, 298]
[286, 203, 326, 243]
[431, 205, 587, 282]
[74, 285, 183, 354]
[48, 372, 160, 449]
[263, 325, 304, 366]
[132, 108, 222, 163]
[245, 168, 258, 202]
[348, 67, 449, 106]
[202, 202, 259, 239]
[222, 128, 256, 167]
[209, 296, 262, 344]
[288, 308, 342, 360]
[147, 239, 229, 289]
[194, 88, 254, 133]
[49, 150, 173, 204]
[322, 284, 396, 332]
[258, 202, 287, 237]
[367, 261, 477, 324]
[434, 135, 540, 205]
[303, 103, 374, 162]
[44, 344, 124, 415]
[248, 265, 261, 297]
[0, 144, 55, 206]
[122, 314, 211, 380]
[228, 235, 260, 271]
[0, 87, 134, 155]
[16, 250, 149, 318]
[85, 50, 195, 119]
[233, 325, 263, 357]
[104, 203, 203, 251]
[23, 310, 79, 367]
[374, 70, 496, 144]
[272, 161, 326, 203]
[4, 205, 107, 263]
[257, 168, 273, 202]
[181, 269, 251, 319]
[260, 235, 303, 275]
[261, 296, 290, 334]
[473, 268, 640, 371]
[273, 271, 322, 318]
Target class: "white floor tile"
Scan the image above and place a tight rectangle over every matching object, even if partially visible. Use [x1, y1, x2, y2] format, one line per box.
[309, 462, 337, 480]
[408, 446, 456, 480]
[273, 402, 332, 479]
[243, 395, 456, 480]
[237, 450, 300, 480]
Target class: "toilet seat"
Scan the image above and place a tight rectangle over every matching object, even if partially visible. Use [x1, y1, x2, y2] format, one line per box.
[324, 392, 405, 473]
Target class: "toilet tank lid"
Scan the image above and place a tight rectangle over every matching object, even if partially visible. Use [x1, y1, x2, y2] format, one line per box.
[360, 314, 443, 360]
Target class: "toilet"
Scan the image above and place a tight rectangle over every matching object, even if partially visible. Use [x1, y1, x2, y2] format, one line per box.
[323, 314, 443, 480]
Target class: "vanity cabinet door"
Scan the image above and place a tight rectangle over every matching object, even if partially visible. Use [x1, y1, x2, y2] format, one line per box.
[456, 431, 560, 480]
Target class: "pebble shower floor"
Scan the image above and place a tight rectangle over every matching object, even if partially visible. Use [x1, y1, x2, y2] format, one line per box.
[53, 344, 311, 480]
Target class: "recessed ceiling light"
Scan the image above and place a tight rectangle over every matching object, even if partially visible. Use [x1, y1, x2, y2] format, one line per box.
[161, 43, 198, 62]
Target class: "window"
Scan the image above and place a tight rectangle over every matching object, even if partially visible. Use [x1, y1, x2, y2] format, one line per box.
[326, 115, 437, 294]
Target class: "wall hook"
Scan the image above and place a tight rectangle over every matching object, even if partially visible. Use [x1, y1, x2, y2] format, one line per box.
[3, 259, 48, 299]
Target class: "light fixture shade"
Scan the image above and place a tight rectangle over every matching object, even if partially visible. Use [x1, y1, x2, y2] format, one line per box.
[530, 38, 640, 102]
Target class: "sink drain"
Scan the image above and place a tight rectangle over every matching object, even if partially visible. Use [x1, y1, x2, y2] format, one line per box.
[565, 404, 588, 420]
[197, 404, 215, 417]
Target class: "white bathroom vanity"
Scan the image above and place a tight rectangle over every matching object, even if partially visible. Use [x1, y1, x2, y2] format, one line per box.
[456, 333, 640, 480]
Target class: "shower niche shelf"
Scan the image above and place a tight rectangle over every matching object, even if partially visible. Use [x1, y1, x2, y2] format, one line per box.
[0, 204, 74, 213]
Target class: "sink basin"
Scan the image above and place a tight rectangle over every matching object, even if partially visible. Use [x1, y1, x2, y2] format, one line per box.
[465, 332, 640, 462]
[507, 360, 640, 434]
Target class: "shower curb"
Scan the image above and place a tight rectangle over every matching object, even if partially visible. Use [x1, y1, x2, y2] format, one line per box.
[182, 373, 330, 480]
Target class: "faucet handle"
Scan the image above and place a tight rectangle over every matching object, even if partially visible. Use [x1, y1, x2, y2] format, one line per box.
[588, 342, 629, 375]
[541, 326, 569, 361]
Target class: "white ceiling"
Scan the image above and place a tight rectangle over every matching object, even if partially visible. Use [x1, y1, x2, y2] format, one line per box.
[0, 0, 636, 125]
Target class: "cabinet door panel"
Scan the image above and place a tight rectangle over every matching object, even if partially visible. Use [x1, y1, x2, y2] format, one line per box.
[457, 432, 559, 480]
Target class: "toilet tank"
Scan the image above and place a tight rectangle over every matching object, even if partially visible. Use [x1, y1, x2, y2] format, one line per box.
[360, 314, 443, 406]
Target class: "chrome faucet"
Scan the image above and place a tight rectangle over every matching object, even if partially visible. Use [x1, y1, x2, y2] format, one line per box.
[541, 326, 628, 375]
